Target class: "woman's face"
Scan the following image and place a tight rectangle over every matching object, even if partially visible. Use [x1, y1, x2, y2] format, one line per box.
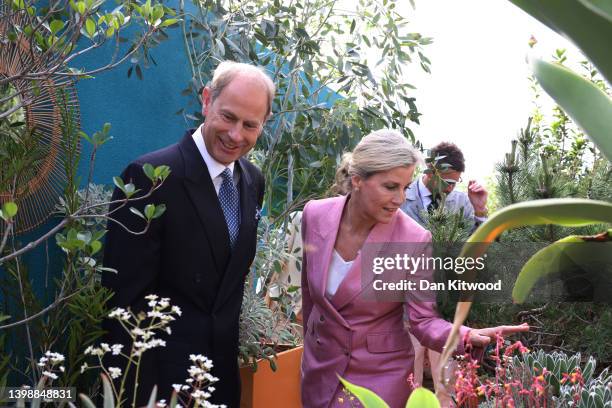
[352, 165, 415, 224]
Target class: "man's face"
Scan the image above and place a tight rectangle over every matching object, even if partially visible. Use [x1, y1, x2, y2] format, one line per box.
[201, 75, 269, 165]
[423, 169, 463, 194]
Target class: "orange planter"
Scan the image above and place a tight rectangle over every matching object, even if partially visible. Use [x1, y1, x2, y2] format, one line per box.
[240, 346, 303, 408]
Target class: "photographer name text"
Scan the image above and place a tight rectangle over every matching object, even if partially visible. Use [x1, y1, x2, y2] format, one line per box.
[372, 279, 503, 291]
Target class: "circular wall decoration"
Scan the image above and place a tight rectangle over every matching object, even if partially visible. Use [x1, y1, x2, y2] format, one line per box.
[0, 6, 80, 235]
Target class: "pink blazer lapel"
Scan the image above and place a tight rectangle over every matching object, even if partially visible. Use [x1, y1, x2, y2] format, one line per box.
[309, 196, 351, 328]
[331, 211, 400, 310]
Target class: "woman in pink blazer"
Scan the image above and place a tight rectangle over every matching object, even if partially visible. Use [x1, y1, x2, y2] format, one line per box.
[300, 130, 528, 408]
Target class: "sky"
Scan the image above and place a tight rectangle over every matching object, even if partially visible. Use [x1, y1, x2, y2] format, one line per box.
[397, 0, 581, 182]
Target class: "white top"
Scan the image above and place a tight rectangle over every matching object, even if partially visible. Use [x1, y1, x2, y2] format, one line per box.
[325, 250, 354, 298]
[191, 124, 237, 194]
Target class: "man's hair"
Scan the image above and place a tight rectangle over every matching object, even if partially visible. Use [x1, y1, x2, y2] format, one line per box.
[209, 61, 276, 116]
[430, 142, 465, 172]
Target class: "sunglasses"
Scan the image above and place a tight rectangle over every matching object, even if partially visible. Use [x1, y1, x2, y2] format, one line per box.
[442, 177, 462, 186]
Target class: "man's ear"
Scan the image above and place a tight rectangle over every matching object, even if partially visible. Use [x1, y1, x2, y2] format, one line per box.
[202, 86, 212, 116]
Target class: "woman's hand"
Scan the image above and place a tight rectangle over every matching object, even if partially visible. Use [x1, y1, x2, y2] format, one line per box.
[468, 323, 530, 347]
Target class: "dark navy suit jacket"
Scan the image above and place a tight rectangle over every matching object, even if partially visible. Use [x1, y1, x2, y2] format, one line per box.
[103, 132, 264, 407]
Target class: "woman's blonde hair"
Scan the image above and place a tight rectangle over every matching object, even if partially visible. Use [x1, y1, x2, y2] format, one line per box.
[331, 129, 422, 195]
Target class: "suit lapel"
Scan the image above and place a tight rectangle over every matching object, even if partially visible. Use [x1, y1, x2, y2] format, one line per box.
[213, 158, 257, 312]
[179, 133, 230, 276]
[234, 158, 257, 248]
[331, 212, 397, 310]
[310, 196, 351, 328]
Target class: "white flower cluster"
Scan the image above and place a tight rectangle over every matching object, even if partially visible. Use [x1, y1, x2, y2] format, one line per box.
[171, 354, 225, 408]
[84, 342, 124, 357]
[108, 307, 131, 321]
[38, 351, 65, 365]
[141, 295, 182, 336]
[197, 400, 226, 408]
[190, 354, 214, 370]
[108, 367, 122, 379]
[187, 366, 217, 384]
[81, 295, 181, 385]
[133, 338, 166, 356]
[144, 294, 183, 316]
[37, 351, 66, 382]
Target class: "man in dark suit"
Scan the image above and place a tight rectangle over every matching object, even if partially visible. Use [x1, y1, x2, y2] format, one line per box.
[102, 61, 274, 407]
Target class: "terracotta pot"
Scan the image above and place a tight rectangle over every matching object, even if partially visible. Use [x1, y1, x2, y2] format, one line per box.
[240, 346, 303, 408]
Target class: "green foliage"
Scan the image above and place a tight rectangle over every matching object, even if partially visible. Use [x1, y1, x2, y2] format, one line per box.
[0, 258, 43, 384]
[420, 154, 474, 244]
[509, 0, 612, 89]
[424, 209, 472, 246]
[238, 285, 281, 371]
[73, 184, 114, 228]
[513, 349, 597, 394]
[0, 202, 18, 221]
[532, 59, 612, 161]
[418, 158, 473, 319]
[0, 0, 179, 89]
[438, 199, 612, 368]
[0, 122, 168, 399]
[440, 0, 612, 378]
[471, 52, 612, 366]
[0, 331, 10, 389]
[181, 0, 431, 214]
[0, 111, 48, 225]
[404, 387, 440, 408]
[338, 376, 390, 408]
[239, 216, 302, 370]
[57, 285, 113, 391]
[508, 1, 612, 162]
[478, 349, 612, 407]
[340, 376, 440, 408]
[513, 231, 611, 303]
[466, 302, 612, 369]
[557, 369, 612, 408]
[496, 58, 611, 243]
[465, 198, 612, 246]
[30, 185, 112, 392]
[471, 345, 612, 407]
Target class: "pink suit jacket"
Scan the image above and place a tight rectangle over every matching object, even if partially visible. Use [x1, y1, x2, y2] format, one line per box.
[300, 196, 470, 408]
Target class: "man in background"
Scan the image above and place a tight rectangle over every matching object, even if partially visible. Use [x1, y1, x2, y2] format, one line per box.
[401, 141, 488, 231]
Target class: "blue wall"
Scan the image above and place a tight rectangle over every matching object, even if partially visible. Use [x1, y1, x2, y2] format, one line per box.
[76, 24, 196, 184]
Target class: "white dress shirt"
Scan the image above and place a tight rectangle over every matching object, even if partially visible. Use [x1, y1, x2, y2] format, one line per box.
[191, 124, 238, 193]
